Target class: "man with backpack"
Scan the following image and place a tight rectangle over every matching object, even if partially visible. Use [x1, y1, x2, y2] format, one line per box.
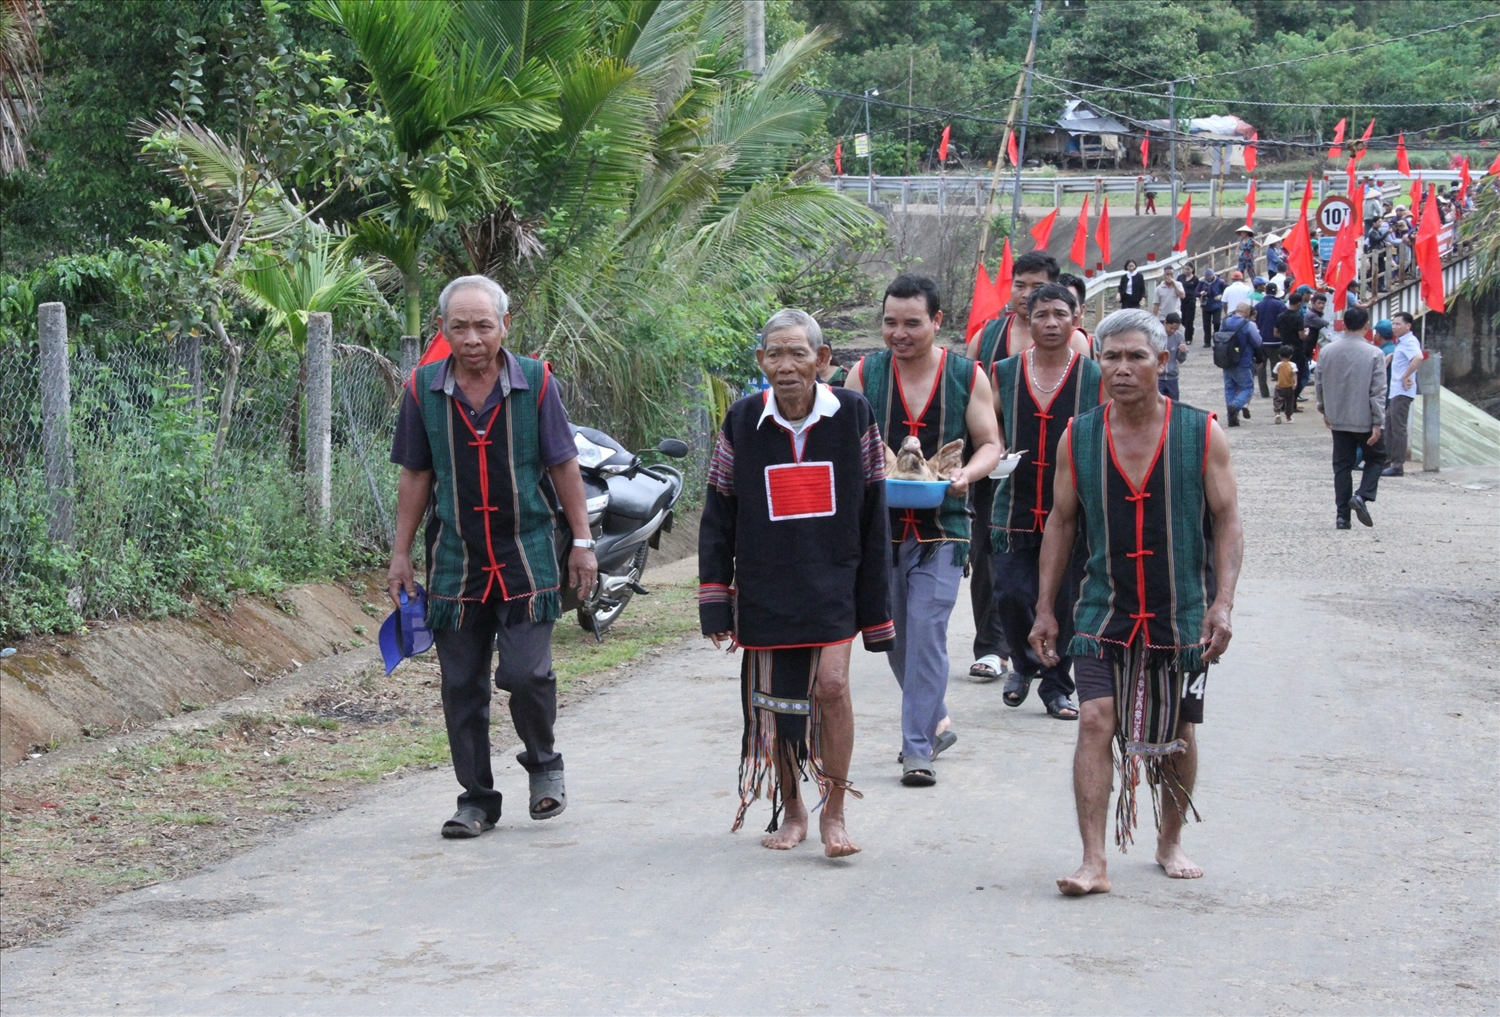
[1214, 300, 1262, 426]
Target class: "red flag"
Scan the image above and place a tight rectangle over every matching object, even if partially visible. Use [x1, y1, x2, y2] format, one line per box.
[1030, 207, 1059, 249]
[1414, 185, 1445, 313]
[965, 262, 1004, 341]
[1354, 117, 1375, 161]
[1458, 156, 1472, 204]
[1327, 118, 1346, 161]
[1006, 129, 1019, 167]
[1410, 173, 1422, 216]
[1244, 179, 1257, 228]
[995, 239, 1014, 308]
[1096, 198, 1112, 266]
[1284, 176, 1317, 290]
[1244, 131, 1258, 173]
[1069, 195, 1091, 269]
[1488, 151, 1500, 177]
[1327, 210, 1359, 312]
[834, 141, 842, 175]
[1140, 136, 1149, 167]
[938, 125, 951, 163]
[1172, 196, 1192, 252]
[1396, 133, 1410, 176]
[418, 330, 451, 366]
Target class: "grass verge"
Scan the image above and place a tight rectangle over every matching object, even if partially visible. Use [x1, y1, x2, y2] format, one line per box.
[0, 573, 698, 949]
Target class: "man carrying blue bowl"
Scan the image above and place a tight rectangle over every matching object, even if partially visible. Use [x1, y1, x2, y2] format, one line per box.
[847, 275, 1001, 787]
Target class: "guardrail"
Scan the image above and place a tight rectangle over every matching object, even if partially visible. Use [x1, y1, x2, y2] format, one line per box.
[827, 169, 1465, 218]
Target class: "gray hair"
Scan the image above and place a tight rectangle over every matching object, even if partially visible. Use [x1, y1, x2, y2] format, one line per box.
[439, 274, 509, 321]
[1234, 300, 1253, 316]
[1096, 308, 1167, 354]
[759, 308, 825, 349]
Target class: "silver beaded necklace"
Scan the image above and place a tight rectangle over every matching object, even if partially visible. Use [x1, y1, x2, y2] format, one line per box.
[1028, 348, 1075, 396]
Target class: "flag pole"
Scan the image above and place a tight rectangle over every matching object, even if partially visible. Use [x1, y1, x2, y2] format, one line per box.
[980, 0, 1042, 260]
[1007, 0, 1044, 231]
[1168, 80, 1178, 251]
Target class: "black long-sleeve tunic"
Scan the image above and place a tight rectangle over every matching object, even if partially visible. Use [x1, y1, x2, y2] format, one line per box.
[698, 385, 895, 651]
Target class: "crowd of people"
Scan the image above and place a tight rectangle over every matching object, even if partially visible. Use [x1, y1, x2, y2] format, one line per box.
[379, 236, 1440, 903]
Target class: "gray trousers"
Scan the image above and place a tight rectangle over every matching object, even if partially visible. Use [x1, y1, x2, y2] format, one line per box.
[1387, 395, 1413, 468]
[433, 606, 562, 821]
[888, 537, 964, 763]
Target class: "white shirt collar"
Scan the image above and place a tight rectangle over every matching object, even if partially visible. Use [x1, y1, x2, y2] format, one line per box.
[758, 382, 841, 432]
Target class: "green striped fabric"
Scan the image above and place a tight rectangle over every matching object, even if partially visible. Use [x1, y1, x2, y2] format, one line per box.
[861, 347, 977, 564]
[989, 353, 1102, 551]
[416, 355, 561, 631]
[1068, 399, 1213, 672]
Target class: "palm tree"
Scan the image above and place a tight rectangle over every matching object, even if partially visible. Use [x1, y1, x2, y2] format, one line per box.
[314, 0, 564, 338]
[0, 0, 41, 174]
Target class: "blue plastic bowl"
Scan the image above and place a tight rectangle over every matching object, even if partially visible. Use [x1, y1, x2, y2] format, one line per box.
[884, 478, 951, 508]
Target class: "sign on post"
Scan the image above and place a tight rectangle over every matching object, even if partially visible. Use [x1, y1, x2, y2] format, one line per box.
[1316, 194, 1355, 235]
[853, 134, 870, 158]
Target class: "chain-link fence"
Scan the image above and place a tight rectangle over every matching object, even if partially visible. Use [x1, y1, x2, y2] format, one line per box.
[0, 310, 403, 635]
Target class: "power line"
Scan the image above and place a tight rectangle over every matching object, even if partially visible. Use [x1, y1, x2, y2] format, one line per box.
[1031, 72, 1496, 110]
[1155, 10, 1500, 85]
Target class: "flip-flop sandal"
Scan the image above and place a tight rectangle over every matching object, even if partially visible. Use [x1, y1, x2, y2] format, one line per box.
[968, 655, 1005, 682]
[529, 771, 566, 820]
[1002, 672, 1032, 708]
[441, 805, 496, 839]
[932, 729, 957, 758]
[1045, 695, 1080, 721]
[901, 758, 936, 787]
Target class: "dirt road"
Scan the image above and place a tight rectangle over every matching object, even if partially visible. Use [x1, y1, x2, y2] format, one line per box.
[1, 349, 1495, 1014]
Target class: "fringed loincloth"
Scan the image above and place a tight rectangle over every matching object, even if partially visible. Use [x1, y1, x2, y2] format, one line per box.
[733, 647, 859, 833]
[1111, 639, 1202, 852]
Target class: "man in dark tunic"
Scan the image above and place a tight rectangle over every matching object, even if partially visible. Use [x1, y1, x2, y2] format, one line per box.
[389, 276, 597, 839]
[699, 309, 894, 857]
[1031, 308, 1243, 896]
[989, 284, 1103, 721]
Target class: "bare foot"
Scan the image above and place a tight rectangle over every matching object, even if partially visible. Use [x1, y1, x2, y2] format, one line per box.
[1156, 841, 1203, 879]
[1056, 861, 1112, 896]
[761, 808, 807, 850]
[819, 811, 861, 858]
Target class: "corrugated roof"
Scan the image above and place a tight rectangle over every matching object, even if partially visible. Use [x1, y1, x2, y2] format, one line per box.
[1057, 99, 1129, 136]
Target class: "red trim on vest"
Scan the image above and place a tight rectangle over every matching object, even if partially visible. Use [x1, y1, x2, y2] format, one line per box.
[1103, 400, 1171, 646]
[894, 347, 946, 439]
[538, 362, 552, 407]
[452, 401, 509, 602]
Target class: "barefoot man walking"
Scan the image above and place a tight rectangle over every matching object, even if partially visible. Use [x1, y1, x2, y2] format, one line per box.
[1030, 309, 1243, 895]
[699, 309, 895, 857]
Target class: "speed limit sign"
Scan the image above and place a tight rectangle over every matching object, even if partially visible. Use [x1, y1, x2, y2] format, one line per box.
[1316, 195, 1355, 234]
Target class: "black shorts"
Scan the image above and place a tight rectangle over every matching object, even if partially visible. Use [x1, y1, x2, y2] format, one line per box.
[1073, 654, 1205, 724]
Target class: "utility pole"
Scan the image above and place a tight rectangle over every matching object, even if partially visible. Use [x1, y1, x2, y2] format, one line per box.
[865, 87, 878, 202]
[743, 0, 765, 76]
[1008, 0, 1044, 231]
[1168, 80, 1178, 250]
[979, 0, 1043, 259]
[907, 48, 913, 175]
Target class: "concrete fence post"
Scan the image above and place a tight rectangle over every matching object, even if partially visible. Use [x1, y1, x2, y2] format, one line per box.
[1053, 180, 1063, 209]
[38, 302, 75, 546]
[1419, 351, 1441, 473]
[1282, 180, 1292, 218]
[399, 335, 421, 380]
[305, 311, 333, 523]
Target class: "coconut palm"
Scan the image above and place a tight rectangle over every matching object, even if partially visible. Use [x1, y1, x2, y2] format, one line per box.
[314, 0, 564, 337]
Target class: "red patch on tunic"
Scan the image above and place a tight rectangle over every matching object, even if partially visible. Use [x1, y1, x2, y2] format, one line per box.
[764, 463, 836, 520]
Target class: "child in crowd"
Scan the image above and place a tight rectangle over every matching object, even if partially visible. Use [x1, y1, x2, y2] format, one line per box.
[1273, 346, 1298, 424]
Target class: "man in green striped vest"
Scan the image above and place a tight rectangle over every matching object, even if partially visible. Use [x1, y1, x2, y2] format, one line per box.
[1031, 309, 1244, 896]
[388, 276, 597, 839]
[847, 274, 1001, 787]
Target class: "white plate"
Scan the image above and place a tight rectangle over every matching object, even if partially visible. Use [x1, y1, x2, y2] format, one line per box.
[988, 453, 1027, 480]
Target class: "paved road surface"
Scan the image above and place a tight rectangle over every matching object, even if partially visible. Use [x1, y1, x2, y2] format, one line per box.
[2, 353, 1496, 1014]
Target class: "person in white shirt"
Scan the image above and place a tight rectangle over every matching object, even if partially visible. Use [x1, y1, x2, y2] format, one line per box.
[1220, 271, 1253, 316]
[1383, 311, 1423, 477]
[1151, 267, 1184, 321]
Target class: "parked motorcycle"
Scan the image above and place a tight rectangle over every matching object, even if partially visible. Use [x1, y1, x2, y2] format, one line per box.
[558, 426, 688, 640]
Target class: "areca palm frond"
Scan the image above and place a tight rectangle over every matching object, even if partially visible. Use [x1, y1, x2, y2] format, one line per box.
[454, 0, 603, 77]
[238, 230, 378, 349]
[690, 178, 878, 272]
[318, 0, 561, 156]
